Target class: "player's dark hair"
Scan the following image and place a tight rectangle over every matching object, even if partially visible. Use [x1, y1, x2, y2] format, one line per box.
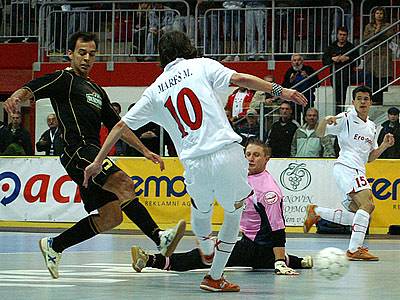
[246, 138, 271, 157]
[111, 102, 121, 112]
[158, 31, 197, 68]
[68, 32, 99, 51]
[337, 26, 348, 34]
[352, 85, 372, 100]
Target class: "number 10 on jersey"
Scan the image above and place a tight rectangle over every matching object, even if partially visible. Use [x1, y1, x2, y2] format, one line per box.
[164, 88, 203, 138]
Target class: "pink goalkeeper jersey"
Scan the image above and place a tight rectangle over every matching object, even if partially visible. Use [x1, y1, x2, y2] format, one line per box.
[122, 57, 241, 160]
[240, 170, 285, 241]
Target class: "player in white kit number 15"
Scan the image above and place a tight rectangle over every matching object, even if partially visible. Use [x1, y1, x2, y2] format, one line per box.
[304, 85, 394, 261]
[84, 31, 307, 292]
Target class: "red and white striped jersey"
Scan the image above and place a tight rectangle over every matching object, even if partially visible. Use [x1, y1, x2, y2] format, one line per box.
[122, 57, 242, 160]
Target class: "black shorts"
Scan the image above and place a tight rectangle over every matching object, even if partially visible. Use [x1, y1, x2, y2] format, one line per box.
[60, 144, 120, 213]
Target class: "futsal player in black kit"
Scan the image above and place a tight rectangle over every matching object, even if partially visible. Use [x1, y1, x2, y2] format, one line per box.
[3, 32, 185, 279]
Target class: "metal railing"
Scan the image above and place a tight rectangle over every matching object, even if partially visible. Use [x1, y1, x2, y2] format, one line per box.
[0, 0, 40, 40]
[36, 0, 190, 62]
[1, 0, 357, 60]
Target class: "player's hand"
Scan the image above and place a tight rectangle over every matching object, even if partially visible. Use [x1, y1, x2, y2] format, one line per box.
[83, 161, 102, 188]
[274, 261, 299, 275]
[383, 133, 395, 148]
[324, 115, 342, 125]
[143, 150, 165, 171]
[281, 88, 308, 107]
[4, 96, 21, 114]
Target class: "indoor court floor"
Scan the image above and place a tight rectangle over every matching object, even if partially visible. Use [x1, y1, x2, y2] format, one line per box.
[0, 231, 399, 300]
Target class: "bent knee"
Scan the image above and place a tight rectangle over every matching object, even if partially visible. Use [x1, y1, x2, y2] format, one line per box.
[106, 172, 136, 200]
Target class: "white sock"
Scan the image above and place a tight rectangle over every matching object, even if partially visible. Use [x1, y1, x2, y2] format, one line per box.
[209, 207, 243, 280]
[191, 207, 214, 255]
[348, 209, 370, 253]
[315, 206, 355, 225]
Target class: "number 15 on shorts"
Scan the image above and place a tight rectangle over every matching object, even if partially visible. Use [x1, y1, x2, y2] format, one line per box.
[354, 175, 369, 192]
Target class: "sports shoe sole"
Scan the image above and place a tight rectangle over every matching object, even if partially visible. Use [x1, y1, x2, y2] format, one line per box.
[163, 219, 186, 257]
[199, 284, 240, 292]
[346, 255, 379, 261]
[131, 247, 148, 272]
[39, 239, 58, 279]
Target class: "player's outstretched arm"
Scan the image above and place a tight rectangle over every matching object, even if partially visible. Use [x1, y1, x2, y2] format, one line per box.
[230, 72, 308, 106]
[368, 133, 395, 162]
[121, 127, 165, 171]
[4, 88, 33, 113]
[315, 115, 341, 137]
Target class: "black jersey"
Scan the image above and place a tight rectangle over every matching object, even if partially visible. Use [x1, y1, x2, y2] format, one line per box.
[24, 68, 120, 153]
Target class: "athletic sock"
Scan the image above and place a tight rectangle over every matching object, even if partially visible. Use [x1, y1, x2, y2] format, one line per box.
[315, 206, 355, 225]
[348, 209, 370, 253]
[122, 198, 161, 246]
[51, 215, 99, 253]
[191, 207, 214, 255]
[209, 207, 243, 280]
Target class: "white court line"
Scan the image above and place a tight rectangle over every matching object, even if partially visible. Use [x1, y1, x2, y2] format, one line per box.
[0, 283, 74, 288]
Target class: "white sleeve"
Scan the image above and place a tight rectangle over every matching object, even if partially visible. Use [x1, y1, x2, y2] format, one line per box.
[122, 92, 156, 130]
[203, 58, 236, 94]
[325, 112, 346, 136]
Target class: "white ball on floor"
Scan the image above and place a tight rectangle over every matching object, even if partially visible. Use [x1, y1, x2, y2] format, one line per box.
[315, 247, 349, 280]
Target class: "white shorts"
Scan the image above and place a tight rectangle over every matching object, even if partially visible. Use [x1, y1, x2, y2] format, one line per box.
[333, 163, 371, 211]
[182, 143, 252, 213]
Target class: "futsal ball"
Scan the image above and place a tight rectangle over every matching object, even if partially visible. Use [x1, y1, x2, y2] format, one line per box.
[315, 247, 349, 280]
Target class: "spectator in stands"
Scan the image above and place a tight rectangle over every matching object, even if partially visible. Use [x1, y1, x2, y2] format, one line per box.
[322, 26, 357, 115]
[6, 112, 33, 155]
[225, 87, 255, 121]
[267, 101, 299, 158]
[234, 108, 265, 145]
[291, 108, 335, 158]
[282, 54, 319, 123]
[363, 6, 395, 105]
[0, 120, 13, 154]
[36, 113, 64, 156]
[377, 107, 400, 158]
[245, 1, 267, 61]
[222, 1, 243, 62]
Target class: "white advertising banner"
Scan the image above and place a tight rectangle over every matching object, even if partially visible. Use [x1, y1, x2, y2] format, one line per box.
[0, 157, 87, 222]
[267, 159, 342, 226]
[0, 157, 343, 225]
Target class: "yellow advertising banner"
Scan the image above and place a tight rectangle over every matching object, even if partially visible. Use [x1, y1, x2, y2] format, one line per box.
[114, 157, 225, 226]
[366, 159, 400, 229]
[114, 157, 400, 231]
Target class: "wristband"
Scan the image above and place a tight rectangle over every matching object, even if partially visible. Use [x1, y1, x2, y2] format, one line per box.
[271, 83, 283, 97]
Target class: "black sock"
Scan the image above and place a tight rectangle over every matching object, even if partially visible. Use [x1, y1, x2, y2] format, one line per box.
[122, 198, 161, 246]
[151, 254, 167, 270]
[51, 215, 99, 253]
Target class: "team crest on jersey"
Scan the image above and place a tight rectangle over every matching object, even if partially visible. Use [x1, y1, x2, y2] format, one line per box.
[86, 92, 102, 109]
[263, 191, 279, 205]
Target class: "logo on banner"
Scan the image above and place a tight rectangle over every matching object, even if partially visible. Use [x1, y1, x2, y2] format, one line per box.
[0, 172, 21, 206]
[280, 163, 311, 191]
[0, 171, 81, 205]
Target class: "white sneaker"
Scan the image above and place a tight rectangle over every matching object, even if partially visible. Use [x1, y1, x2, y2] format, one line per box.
[301, 255, 313, 268]
[158, 219, 186, 257]
[131, 246, 149, 272]
[39, 237, 61, 279]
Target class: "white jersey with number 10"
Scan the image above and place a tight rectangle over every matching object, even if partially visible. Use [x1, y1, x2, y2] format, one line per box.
[122, 57, 242, 160]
